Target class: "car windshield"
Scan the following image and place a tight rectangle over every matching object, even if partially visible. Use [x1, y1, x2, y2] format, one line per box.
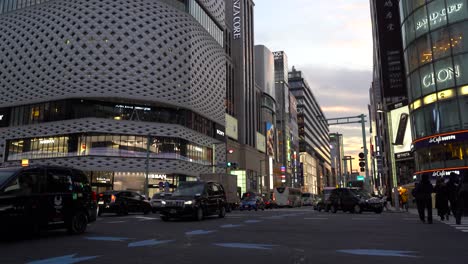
[172, 183, 205, 196]
[0, 171, 15, 186]
[351, 189, 372, 199]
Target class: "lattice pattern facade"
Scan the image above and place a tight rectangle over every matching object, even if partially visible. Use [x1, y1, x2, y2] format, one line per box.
[0, 0, 226, 177]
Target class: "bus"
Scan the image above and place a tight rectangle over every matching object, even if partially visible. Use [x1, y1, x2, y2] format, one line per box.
[274, 187, 302, 207]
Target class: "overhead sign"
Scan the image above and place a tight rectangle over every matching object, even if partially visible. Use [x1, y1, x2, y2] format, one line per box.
[357, 176, 365, 181]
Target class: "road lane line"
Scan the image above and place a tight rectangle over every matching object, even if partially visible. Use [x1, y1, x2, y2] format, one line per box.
[107, 221, 127, 223]
[304, 217, 328, 220]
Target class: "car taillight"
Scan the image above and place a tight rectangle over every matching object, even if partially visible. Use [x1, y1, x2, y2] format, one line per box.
[99, 193, 104, 197]
[111, 194, 116, 203]
[91, 191, 97, 201]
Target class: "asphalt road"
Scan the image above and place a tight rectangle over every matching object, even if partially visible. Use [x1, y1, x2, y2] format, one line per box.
[1, 207, 468, 264]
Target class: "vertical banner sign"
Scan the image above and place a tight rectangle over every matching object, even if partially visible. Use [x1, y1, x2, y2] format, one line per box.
[233, 0, 241, 39]
[376, 0, 406, 98]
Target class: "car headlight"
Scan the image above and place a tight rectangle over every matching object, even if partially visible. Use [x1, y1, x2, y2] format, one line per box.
[184, 200, 194, 205]
[161, 200, 166, 205]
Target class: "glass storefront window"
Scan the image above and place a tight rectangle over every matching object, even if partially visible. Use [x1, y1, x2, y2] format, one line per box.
[427, 0, 448, 31]
[446, 0, 468, 24]
[414, 5, 429, 38]
[407, 43, 419, 72]
[423, 103, 441, 135]
[449, 21, 468, 56]
[413, 108, 426, 138]
[438, 99, 461, 132]
[434, 57, 457, 91]
[453, 53, 468, 86]
[461, 95, 468, 129]
[420, 63, 436, 96]
[430, 143, 446, 169]
[431, 26, 452, 60]
[410, 70, 423, 99]
[417, 34, 433, 65]
[445, 141, 467, 167]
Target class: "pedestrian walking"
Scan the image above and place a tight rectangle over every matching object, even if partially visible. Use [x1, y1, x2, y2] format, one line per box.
[447, 173, 460, 221]
[455, 174, 468, 225]
[414, 174, 434, 224]
[434, 178, 449, 221]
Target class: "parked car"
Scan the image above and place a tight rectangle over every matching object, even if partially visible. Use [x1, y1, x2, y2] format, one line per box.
[150, 192, 171, 213]
[0, 165, 97, 236]
[301, 192, 315, 206]
[159, 181, 227, 221]
[98, 190, 152, 216]
[240, 193, 265, 211]
[325, 188, 383, 214]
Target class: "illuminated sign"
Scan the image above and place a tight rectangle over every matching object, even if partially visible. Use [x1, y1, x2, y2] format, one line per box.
[233, 0, 241, 39]
[461, 85, 468, 95]
[422, 65, 460, 88]
[148, 174, 167, 180]
[115, 104, 151, 111]
[416, 3, 463, 31]
[39, 139, 55, 144]
[428, 135, 456, 144]
[96, 177, 111, 184]
[0, 115, 3, 121]
[256, 132, 266, 153]
[225, 114, 238, 140]
[389, 104, 412, 154]
[216, 129, 225, 137]
[432, 170, 461, 177]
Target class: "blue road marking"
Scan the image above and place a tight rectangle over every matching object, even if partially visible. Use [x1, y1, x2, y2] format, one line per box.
[337, 249, 420, 258]
[244, 220, 262, 223]
[185, 230, 217, 235]
[214, 243, 277, 250]
[128, 239, 174, 247]
[220, 224, 243, 228]
[84, 236, 130, 242]
[27, 254, 99, 264]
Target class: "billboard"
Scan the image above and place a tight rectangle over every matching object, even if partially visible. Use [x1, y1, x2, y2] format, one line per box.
[266, 122, 275, 157]
[256, 132, 266, 153]
[225, 114, 238, 140]
[389, 105, 412, 154]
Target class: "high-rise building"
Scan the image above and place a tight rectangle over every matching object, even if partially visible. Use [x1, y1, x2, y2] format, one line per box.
[0, 0, 227, 197]
[399, 0, 468, 180]
[330, 133, 344, 187]
[225, 0, 265, 194]
[288, 67, 331, 192]
[254, 44, 276, 192]
[370, 0, 411, 195]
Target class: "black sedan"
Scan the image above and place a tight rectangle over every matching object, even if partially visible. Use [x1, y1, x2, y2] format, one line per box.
[98, 191, 152, 216]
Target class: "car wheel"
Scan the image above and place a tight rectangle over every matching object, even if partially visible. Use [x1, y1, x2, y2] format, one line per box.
[218, 206, 226, 218]
[117, 205, 128, 216]
[160, 215, 169, 222]
[195, 207, 203, 221]
[353, 204, 362, 214]
[143, 208, 151, 215]
[67, 211, 88, 235]
[330, 205, 337, 213]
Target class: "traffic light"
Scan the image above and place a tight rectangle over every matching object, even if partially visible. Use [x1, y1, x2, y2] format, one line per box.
[227, 162, 238, 169]
[358, 152, 365, 172]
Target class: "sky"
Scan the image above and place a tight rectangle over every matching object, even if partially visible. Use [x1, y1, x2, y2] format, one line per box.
[254, 0, 374, 172]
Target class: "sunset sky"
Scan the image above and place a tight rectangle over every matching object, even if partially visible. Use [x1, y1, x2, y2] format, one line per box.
[254, 0, 373, 171]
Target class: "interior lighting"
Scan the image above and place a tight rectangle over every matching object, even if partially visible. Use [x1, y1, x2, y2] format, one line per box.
[412, 99, 422, 110]
[437, 89, 454, 100]
[461, 85, 468, 95]
[423, 93, 437, 105]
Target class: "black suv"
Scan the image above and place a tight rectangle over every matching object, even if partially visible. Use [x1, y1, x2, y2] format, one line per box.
[0, 166, 97, 236]
[159, 181, 227, 221]
[326, 188, 383, 214]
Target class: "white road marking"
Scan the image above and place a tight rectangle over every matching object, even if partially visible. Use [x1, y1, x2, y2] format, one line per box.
[351, 218, 377, 220]
[304, 217, 328, 220]
[107, 221, 127, 223]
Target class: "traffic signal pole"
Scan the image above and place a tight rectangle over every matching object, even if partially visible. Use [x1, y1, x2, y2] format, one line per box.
[323, 114, 372, 192]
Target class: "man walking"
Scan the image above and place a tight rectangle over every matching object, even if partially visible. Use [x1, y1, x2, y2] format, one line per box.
[415, 174, 434, 224]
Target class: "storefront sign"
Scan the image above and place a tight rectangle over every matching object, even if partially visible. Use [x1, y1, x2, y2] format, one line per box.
[416, 3, 463, 31]
[233, 0, 241, 39]
[375, 0, 406, 98]
[96, 177, 111, 184]
[39, 139, 55, 144]
[422, 65, 460, 88]
[413, 130, 468, 149]
[214, 123, 226, 141]
[395, 151, 412, 160]
[115, 104, 151, 111]
[148, 174, 167, 180]
[432, 170, 461, 177]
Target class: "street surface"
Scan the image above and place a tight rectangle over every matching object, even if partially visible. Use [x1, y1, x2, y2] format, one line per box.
[1, 207, 467, 264]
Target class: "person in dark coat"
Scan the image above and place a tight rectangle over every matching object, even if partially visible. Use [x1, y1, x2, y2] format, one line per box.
[434, 178, 449, 221]
[414, 174, 434, 224]
[447, 173, 460, 220]
[455, 174, 468, 225]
